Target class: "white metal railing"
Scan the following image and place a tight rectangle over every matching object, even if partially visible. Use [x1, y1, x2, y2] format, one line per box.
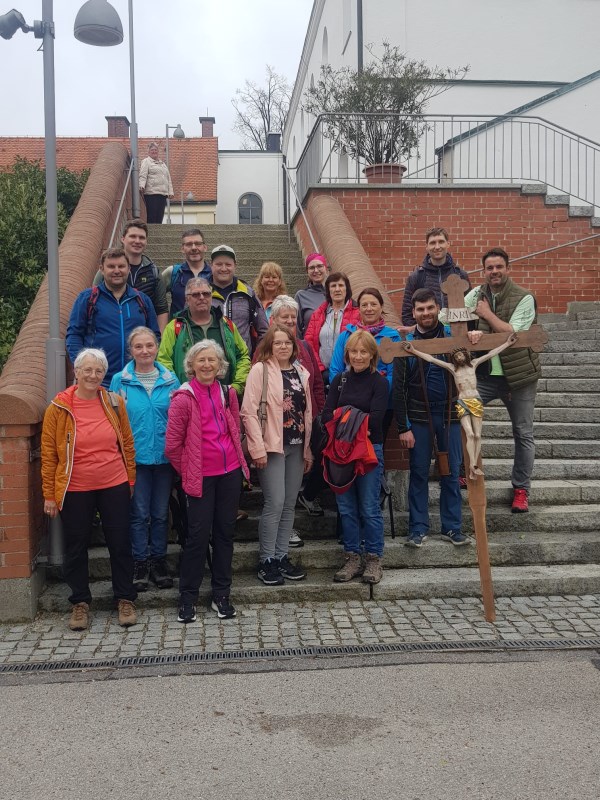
[293, 113, 600, 210]
[109, 158, 134, 248]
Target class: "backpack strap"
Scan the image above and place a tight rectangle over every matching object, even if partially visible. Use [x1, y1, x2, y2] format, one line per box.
[174, 319, 183, 337]
[170, 263, 183, 291]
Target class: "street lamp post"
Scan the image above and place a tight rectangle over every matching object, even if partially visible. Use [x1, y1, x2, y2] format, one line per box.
[165, 123, 185, 224]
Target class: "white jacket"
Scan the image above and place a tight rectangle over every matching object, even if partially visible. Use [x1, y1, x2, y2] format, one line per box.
[139, 157, 173, 196]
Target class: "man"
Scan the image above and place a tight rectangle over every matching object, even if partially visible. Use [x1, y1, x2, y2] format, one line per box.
[209, 244, 269, 357]
[402, 227, 471, 326]
[162, 228, 212, 318]
[67, 248, 160, 387]
[157, 277, 250, 394]
[93, 219, 168, 332]
[393, 288, 471, 548]
[462, 247, 540, 513]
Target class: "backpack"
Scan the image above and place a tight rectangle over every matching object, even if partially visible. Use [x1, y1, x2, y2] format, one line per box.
[86, 285, 150, 333]
[170, 262, 184, 292]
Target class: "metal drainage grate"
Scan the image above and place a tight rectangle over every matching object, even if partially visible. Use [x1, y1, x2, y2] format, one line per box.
[1, 637, 600, 675]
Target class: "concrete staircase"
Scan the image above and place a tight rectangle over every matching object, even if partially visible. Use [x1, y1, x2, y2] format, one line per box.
[146, 223, 308, 297]
[38, 304, 600, 612]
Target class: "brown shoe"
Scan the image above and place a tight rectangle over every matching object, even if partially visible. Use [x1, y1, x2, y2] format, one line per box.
[362, 554, 383, 584]
[68, 602, 89, 631]
[117, 599, 137, 627]
[333, 553, 363, 583]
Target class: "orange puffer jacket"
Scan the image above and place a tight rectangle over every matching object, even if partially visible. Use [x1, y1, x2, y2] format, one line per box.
[41, 385, 136, 509]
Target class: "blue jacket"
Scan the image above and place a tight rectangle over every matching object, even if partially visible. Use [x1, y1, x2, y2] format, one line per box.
[329, 323, 402, 393]
[66, 282, 160, 387]
[109, 361, 180, 465]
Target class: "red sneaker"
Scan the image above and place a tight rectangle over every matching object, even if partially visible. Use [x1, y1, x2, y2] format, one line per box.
[511, 488, 529, 513]
[459, 476, 468, 490]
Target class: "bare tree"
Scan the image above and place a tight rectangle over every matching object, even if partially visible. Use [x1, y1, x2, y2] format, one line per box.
[232, 65, 291, 150]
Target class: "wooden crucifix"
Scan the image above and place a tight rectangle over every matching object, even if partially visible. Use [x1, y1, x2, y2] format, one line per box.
[379, 274, 548, 622]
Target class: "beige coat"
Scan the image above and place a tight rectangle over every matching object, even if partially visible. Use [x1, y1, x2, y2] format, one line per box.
[241, 357, 313, 462]
[139, 157, 173, 196]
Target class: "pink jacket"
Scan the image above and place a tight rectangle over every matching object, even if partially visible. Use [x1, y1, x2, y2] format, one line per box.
[305, 300, 361, 372]
[165, 382, 249, 497]
[240, 358, 313, 462]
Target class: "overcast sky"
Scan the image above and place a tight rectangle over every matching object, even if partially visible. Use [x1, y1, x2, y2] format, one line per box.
[0, 0, 312, 147]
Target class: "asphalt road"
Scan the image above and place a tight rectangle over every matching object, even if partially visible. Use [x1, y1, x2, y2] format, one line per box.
[2, 652, 599, 800]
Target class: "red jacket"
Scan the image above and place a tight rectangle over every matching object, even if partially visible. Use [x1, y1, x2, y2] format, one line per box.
[322, 405, 378, 493]
[305, 300, 361, 373]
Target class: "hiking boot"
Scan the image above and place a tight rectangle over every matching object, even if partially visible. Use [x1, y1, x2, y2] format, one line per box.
[211, 596, 237, 619]
[68, 602, 89, 631]
[405, 533, 427, 548]
[257, 559, 284, 585]
[133, 560, 149, 592]
[150, 557, 173, 589]
[440, 530, 472, 546]
[511, 488, 529, 513]
[333, 553, 363, 583]
[117, 599, 137, 627]
[178, 603, 197, 624]
[289, 529, 304, 548]
[278, 555, 306, 581]
[362, 554, 383, 584]
[297, 492, 324, 516]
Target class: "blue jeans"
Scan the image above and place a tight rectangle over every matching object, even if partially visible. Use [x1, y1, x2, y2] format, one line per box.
[130, 463, 173, 561]
[477, 375, 537, 490]
[335, 443, 385, 557]
[409, 419, 462, 536]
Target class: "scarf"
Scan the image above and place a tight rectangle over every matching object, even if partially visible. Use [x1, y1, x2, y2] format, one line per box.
[356, 319, 385, 337]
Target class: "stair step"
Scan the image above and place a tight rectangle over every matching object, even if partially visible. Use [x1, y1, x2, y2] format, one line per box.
[541, 365, 600, 378]
[534, 393, 600, 408]
[482, 439, 598, 459]
[541, 379, 600, 392]
[485, 458, 600, 480]
[546, 340, 600, 353]
[544, 329, 599, 341]
[372, 563, 600, 600]
[540, 352, 600, 366]
[485, 406, 600, 422]
[484, 421, 599, 440]
[429, 479, 600, 506]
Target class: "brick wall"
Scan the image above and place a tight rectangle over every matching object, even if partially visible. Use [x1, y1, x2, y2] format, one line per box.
[293, 185, 600, 315]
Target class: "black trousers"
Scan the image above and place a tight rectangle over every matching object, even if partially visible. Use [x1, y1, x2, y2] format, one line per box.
[144, 194, 167, 224]
[60, 482, 136, 605]
[179, 469, 242, 604]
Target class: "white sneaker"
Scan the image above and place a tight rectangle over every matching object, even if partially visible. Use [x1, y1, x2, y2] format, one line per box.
[288, 529, 304, 548]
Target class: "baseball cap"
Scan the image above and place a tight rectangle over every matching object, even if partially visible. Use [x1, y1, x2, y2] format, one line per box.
[211, 244, 236, 262]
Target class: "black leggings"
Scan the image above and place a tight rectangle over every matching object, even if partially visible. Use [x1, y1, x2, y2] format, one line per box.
[144, 194, 167, 224]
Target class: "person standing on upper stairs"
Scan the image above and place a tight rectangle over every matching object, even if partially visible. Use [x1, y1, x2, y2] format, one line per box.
[162, 228, 213, 319]
[459, 247, 541, 514]
[295, 253, 330, 338]
[93, 219, 168, 332]
[402, 227, 471, 327]
[209, 244, 269, 358]
[139, 142, 173, 224]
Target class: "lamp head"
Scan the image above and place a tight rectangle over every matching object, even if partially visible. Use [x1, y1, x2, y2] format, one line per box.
[74, 0, 123, 46]
[0, 9, 30, 40]
[173, 124, 185, 139]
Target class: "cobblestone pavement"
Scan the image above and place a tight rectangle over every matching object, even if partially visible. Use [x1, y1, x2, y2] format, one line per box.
[2, 595, 600, 665]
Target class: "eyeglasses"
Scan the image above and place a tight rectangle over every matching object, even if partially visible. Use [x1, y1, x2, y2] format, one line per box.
[273, 341, 293, 348]
[79, 368, 105, 377]
[183, 241, 205, 247]
[187, 291, 212, 299]
[307, 264, 326, 271]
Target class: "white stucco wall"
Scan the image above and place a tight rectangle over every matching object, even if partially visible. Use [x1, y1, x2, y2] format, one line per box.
[216, 152, 284, 224]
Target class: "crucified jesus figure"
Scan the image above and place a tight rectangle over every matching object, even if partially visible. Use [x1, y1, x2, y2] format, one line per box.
[401, 332, 518, 480]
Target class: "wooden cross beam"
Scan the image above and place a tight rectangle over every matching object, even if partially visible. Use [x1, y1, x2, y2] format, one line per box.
[379, 273, 549, 623]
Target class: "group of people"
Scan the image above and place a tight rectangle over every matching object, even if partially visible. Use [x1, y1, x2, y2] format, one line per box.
[41, 220, 540, 631]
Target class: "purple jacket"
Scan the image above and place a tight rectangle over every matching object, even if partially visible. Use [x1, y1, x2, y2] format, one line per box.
[165, 382, 249, 497]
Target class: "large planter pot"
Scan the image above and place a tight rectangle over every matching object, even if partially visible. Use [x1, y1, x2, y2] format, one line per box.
[363, 163, 407, 184]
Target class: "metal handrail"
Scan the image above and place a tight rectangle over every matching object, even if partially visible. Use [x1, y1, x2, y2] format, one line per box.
[282, 162, 319, 253]
[109, 158, 134, 248]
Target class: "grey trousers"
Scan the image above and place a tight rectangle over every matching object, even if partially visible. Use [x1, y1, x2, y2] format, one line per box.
[257, 444, 304, 561]
[478, 375, 538, 490]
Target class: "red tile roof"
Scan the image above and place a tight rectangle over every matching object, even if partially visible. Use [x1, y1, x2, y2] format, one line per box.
[0, 136, 218, 203]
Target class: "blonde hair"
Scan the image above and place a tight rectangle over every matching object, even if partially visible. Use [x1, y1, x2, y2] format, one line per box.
[344, 330, 379, 372]
[253, 261, 287, 300]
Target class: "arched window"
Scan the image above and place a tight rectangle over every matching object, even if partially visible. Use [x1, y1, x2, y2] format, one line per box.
[238, 193, 263, 225]
[300, 110, 305, 141]
[322, 27, 329, 64]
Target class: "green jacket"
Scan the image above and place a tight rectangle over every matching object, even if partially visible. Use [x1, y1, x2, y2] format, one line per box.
[477, 278, 541, 390]
[157, 306, 250, 395]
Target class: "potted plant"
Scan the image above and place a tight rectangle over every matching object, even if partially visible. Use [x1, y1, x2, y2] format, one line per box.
[303, 42, 468, 183]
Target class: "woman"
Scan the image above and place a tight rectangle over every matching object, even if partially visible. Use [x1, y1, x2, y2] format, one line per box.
[253, 261, 287, 321]
[323, 331, 388, 584]
[305, 271, 360, 387]
[110, 327, 180, 593]
[139, 141, 174, 224]
[41, 348, 137, 631]
[294, 253, 329, 338]
[241, 325, 313, 586]
[165, 340, 249, 623]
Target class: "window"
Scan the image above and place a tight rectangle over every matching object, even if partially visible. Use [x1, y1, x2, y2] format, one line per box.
[238, 193, 263, 225]
[322, 27, 329, 63]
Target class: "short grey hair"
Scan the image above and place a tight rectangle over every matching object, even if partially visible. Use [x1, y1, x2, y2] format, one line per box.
[184, 340, 229, 379]
[74, 348, 108, 373]
[185, 277, 211, 296]
[270, 294, 299, 319]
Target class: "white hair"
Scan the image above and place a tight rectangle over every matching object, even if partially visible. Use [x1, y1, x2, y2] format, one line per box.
[184, 340, 229, 379]
[270, 294, 299, 319]
[73, 348, 108, 373]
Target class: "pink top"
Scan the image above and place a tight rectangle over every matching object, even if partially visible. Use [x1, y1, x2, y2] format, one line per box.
[190, 379, 241, 477]
[69, 395, 128, 491]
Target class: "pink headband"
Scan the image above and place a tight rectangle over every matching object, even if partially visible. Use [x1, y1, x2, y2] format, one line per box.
[305, 253, 327, 268]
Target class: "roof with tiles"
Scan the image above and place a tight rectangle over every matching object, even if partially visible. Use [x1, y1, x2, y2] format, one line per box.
[0, 135, 218, 203]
